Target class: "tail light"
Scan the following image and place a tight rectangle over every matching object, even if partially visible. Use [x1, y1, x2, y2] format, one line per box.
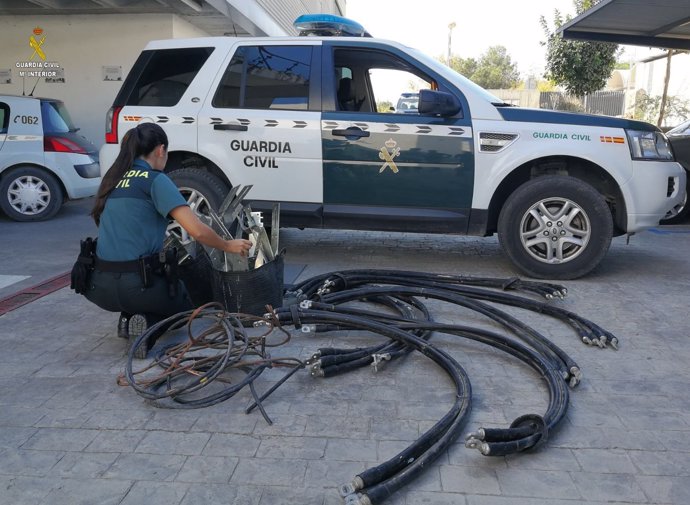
[44, 135, 87, 154]
[105, 105, 122, 144]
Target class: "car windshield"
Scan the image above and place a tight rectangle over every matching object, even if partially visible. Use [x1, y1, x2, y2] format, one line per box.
[40, 100, 77, 133]
[667, 119, 690, 136]
[397, 96, 418, 111]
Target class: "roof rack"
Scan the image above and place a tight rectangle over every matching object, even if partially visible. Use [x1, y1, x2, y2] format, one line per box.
[293, 14, 371, 37]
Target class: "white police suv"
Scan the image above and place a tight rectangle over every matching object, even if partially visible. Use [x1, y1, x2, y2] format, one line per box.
[99, 14, 686, 279]
[1, 95, 100, 221]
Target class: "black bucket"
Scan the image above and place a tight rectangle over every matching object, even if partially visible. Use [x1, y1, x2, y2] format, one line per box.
[210, 251, 285, 316]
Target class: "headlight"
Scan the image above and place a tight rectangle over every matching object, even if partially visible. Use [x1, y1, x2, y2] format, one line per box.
[625, 129, 674, 160]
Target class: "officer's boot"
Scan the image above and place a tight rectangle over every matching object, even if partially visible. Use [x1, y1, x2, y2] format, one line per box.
[117, 312, 131, 339]
[127, 313, 152, 359]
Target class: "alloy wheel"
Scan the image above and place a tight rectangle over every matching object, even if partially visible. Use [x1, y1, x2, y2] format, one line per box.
[519, 197, 591, 264]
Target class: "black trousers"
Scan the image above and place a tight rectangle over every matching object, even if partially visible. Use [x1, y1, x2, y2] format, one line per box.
[85, 269, 192, 319]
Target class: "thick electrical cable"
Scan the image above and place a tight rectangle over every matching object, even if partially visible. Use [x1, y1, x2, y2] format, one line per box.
[121, 269, 619, 505]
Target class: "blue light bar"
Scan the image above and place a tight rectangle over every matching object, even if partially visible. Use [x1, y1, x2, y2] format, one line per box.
[293, 14, 371, 37]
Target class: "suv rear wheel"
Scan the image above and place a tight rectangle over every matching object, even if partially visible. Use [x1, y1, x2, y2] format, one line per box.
[167, 168, 229, 244]
[0, 166, 63, 221]
[497, 176, 613, 279]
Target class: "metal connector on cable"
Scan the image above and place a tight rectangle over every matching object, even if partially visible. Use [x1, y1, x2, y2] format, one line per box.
[309, 359, 324, 377]
[339, 477, 364, 497]
[344, 493, 372, 505]
[370, 353, 391, 372]
[465, 436, 490, 455]
[569, 366, 583, 387]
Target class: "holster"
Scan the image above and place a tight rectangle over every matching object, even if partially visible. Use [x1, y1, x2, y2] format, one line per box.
[137, 248, 179, 298]
[137, 254, 157, 289]
[70, 237, 97, 295]
[162, 247, 179, 298]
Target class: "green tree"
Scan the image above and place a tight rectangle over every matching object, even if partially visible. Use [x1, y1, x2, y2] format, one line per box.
[540, 0, 619, 96]
[633, 92, 690, 126]
[377, 100, 394, 113]
[446, 46, 520, 89]
[448, 55, 478, 79]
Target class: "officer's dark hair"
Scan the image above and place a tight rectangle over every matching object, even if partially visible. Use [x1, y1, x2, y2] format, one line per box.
[90, 123, 169, 225]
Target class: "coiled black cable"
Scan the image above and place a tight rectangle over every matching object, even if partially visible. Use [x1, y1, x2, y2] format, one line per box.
[316, 284, 578, 384]
[123, 304, 302, 417]
[272, 308, 472, 505]
[122, 268, 617, 505]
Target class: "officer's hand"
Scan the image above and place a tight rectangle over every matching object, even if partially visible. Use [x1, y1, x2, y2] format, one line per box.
[224, 239, 252, 257]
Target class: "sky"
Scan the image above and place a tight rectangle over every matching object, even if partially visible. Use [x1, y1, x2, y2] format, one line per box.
[344, 0, 654, 79]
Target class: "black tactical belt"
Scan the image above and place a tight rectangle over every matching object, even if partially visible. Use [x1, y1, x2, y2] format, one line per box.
[95, 256, 158, 273]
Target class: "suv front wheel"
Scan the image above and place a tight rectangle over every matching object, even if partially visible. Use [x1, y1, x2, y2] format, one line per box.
[497, 176, 613, 280]
[0, 166, 64, 221]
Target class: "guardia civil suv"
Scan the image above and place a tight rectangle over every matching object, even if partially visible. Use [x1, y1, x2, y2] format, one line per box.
[99, 14, 686, 279]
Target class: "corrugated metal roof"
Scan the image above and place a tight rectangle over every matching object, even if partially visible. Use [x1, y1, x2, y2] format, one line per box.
[559, 0, 690, 50]
[0, 0, 343, 37]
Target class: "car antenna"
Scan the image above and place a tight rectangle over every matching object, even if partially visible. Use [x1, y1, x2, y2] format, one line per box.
[28, 76, 40, 97]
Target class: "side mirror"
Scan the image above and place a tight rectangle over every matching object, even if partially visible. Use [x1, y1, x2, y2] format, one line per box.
[418, 89, 461, 117]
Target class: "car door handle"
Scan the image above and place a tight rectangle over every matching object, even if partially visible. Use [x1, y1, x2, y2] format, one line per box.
[214, 124, 248, 131]
[332, 127, 370, 139]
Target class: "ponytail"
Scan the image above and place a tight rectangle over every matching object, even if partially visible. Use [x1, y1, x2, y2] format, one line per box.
[91, 123, 168, 225]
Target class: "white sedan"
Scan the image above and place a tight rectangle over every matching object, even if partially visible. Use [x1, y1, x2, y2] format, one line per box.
[0, 95, 100, 221]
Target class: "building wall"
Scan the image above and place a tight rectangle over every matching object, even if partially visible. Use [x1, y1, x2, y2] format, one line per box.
[632, 52, 690, 100]
[630, 52, 690, 125]
[0, 14, 207, 147]
[173, 16, 213, 38]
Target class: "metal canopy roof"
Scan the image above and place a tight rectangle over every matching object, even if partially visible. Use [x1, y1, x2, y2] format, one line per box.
[559, 0, 690, 50]
[0, 0, 265, 37]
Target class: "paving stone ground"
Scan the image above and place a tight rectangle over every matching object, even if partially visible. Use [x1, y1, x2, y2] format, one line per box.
[1, 222, 689, 505]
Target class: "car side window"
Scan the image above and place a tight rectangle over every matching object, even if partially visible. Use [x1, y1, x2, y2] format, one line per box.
[332, 48, 432, 114]
[0, 102, 9, 134]
[370, 70, 428, 114]
[213, 46, 312, 110]
[124, 48, 214, 107]
[41, 101, 74, 133]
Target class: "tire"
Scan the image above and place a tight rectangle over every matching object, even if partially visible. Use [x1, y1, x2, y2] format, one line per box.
[0, 166, 64, 221]
[167, 168, 229, 245]
[497, 176, 613, 280]
[659, 173, 689, 225]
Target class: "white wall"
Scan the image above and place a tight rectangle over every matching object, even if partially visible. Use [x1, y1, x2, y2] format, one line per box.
[628, 52, 690, 126]
[0, 14, 210, 148]
[632, 52, 690, 101]
[173, 15, 212, 38]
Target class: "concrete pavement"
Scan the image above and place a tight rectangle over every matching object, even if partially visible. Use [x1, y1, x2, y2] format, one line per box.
[1, 200, 689, 504]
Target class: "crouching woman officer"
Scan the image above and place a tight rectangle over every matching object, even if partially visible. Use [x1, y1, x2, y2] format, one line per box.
[86, 123, 251, 356]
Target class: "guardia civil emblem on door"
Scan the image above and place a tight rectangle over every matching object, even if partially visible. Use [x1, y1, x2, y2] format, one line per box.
[379, 138, 400, 174]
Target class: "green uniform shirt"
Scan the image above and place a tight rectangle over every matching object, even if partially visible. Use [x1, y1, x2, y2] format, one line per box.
[96, 159, 187, 261]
